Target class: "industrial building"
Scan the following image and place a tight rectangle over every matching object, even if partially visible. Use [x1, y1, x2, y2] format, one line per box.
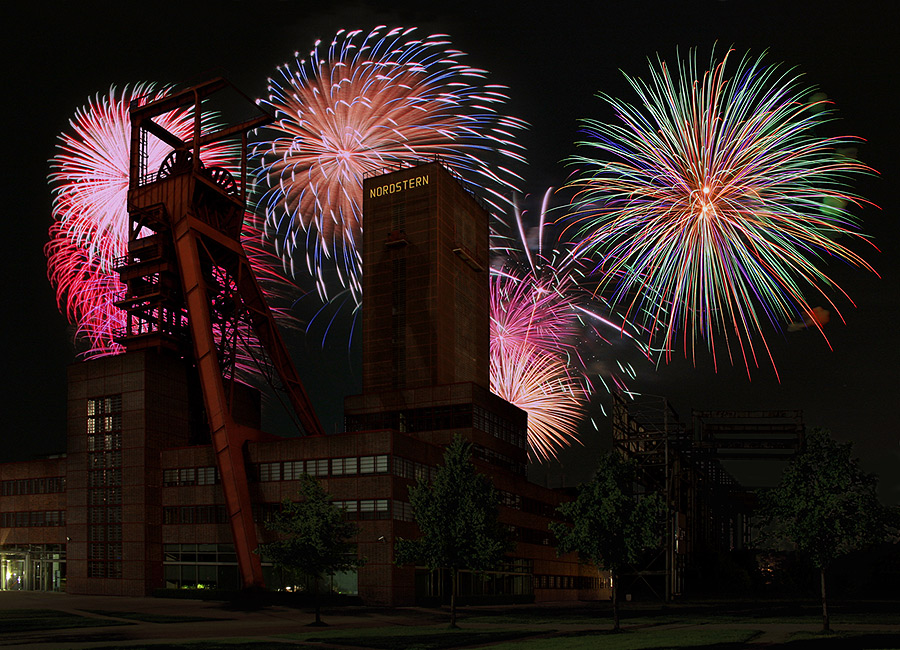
[1, 80, 601, 604]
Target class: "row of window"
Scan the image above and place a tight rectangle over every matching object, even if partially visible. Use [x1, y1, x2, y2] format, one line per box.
[87, 432, 122, 452]
[472, 444, 526, 476]
[343, 403, 527, 451]
[87, 394, 122, 417]
[164, 505, 229, 525]
[89, 468, 122, 487]
[253, 455, 390, 482]
[511, 524, 555, 547]
[1, 510, 66, 527]
[333, 499, 392, 520]
[164, 543, 237, 564]
[89, 542, 122, 560]
[534, 574, 602, 590]
[88, 450, 122, 469]
[165, 449, 526, 489]
[392, 457, 436, 484]
[1, 476, 65, 496]
[498, 490, 560, 519]
[89, 506, 123, 524]
[473, 404, 527, 449]
[88, 561, 122, 578]
[89, 487, 122, 506]
[163, 466, 219, 487]
[90, 524, 122, 542]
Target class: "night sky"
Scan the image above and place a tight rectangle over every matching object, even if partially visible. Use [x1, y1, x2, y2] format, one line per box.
[4, 1, 897, 502]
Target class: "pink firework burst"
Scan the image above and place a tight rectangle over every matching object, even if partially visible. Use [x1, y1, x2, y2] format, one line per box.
[490, 341, 585, 462]
[255, 26, 527, 305]
[47, 83, 291, 364]
[490, 190, 645, 461]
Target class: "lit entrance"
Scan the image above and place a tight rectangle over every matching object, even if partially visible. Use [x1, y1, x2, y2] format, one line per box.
[0, 544, 66, 591]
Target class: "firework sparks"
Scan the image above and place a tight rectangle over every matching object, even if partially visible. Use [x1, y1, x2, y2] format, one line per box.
[47, 84, 292, 366]
[565, 48, 878, 378]
[490, 190, 644, 461]
[255, 26, 527, 305]
[490, 341, 585, 462]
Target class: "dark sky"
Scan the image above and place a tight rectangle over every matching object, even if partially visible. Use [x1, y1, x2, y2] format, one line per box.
[4, 1, 897, 502]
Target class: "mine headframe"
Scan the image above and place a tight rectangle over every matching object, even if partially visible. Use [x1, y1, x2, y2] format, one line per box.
[117, 78, 324, 589]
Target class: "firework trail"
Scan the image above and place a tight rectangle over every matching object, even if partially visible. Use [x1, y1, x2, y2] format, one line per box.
[47, 84, 293, 365]
[255, 26, 527, 306]
[490, 341, 585, 462]
[490, 190, 644, 461]
[565, 48, 878, 378]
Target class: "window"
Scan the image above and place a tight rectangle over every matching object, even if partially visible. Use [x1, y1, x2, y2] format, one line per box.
[336, 457, 358, 475]
[179, 468, 196, 486]
[309, 459, 329, 476]
[197, 466, 217, 485]
[87, 394, 123, 579]
[341, 501, 358, 519]
[359, 455, 388, 474]
[359, 500, 375, 519]
[283, 461, 303, 481]
[259, 462, 281, 482]
[164, 507, 178, 525]
[394, 501, 414, 522]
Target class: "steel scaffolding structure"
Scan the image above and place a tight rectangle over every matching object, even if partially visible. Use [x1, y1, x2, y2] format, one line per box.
[612, 394, 804, 598]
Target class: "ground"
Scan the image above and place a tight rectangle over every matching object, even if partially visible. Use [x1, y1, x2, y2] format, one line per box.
[1, 592, 898, 649]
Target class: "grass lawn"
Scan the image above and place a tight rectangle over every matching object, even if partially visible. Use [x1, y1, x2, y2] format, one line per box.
[88, 628, 762, 650]
[85, 639, 297, 650]
[0, 608, 133, 633]
[464, 601, 900, 628]
[486, 628, 759, 650]
[82, 608, 232, 624]
[781, 630, 900, 648]
[302, 628, 540, 649]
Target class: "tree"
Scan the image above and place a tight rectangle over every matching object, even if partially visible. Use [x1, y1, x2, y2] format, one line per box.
[395, 436, 512, 628]
[762, 428, 898, 633]
[257, 474, 365, 625]
[549, 451, 664, 632]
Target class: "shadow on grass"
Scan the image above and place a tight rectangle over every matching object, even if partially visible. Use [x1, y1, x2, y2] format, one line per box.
[305, 630, 540, 650]
[0, 609, 134, 633]
[775, 632, 900, 649]
[81, 609, 232, 624]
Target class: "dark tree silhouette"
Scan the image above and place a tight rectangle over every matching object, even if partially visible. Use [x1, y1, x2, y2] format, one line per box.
[395, 436, 511, 628]
[257, 474, 365, 625]
[763, 428, 898, 632]
[550, 451, 664, 631]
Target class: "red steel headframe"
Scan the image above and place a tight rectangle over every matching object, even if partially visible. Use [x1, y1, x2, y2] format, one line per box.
[125, 78, 324, 589]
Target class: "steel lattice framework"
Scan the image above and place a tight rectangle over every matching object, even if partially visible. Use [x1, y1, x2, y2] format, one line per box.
[119, 79, 324, 589]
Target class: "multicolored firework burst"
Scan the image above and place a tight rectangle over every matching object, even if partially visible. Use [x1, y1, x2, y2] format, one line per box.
[255, 26, 527, 306]
[490, 190, 643, 461]
[47, 83, 292, 364]
[565, 48, 878, 378]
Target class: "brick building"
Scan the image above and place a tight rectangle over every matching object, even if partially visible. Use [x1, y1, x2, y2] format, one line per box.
[1, 161, 605, 604]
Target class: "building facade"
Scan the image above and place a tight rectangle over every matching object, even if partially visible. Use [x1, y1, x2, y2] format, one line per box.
[1, 162, 605, 603]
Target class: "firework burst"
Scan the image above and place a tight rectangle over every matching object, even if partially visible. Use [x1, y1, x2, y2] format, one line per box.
[255, 26, 527, 305]
[490, 341, 585, 462]
[565, 48, 878, 378]
[47, 83, 292, 364]
[490, 190, 644, 461]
